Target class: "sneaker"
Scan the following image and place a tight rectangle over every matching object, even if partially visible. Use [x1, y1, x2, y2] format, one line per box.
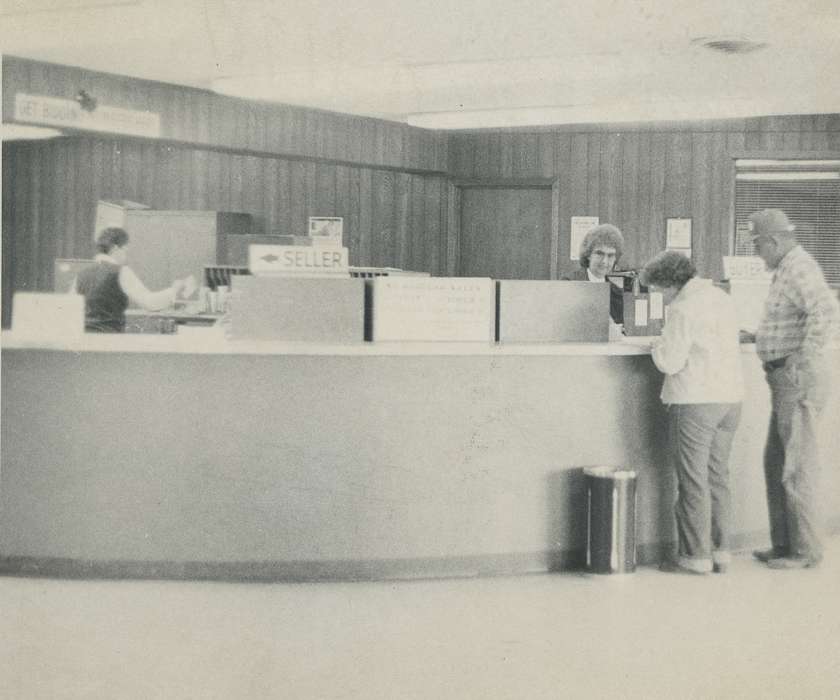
[752, 548, 787, 563]
[766, 556, 821, 570]
[659, 560, 708, 576]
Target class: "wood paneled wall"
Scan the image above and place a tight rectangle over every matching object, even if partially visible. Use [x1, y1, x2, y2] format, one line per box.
[2, 56, 447, 173]
[2, 137, 449, 326]
[5, 57, 840, 328]
[449, 116, 840, 279]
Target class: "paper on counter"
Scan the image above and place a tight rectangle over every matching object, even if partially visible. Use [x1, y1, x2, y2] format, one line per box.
[649, 292, 663, 320]
[634, 298, 648, 326]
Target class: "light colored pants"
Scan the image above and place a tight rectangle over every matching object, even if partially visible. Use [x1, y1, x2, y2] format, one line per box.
[667, 403, 742, 571]
[764, 360, 830, 561]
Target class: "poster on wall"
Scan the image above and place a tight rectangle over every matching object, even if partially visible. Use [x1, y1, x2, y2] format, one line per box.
[666, 218, 692, 249]
[665, 217, 692, 259]
[570, 216, 599, 260]
[307, 217, 344, 245]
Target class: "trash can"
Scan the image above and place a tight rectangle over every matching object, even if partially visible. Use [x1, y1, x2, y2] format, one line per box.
[584, 466, 637, 574]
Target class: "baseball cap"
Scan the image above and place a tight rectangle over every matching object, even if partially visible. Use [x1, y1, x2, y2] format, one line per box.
[747, 209, 795, 238]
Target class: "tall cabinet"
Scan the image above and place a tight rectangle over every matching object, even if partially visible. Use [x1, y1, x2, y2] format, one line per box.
[95, 202, 251, 290]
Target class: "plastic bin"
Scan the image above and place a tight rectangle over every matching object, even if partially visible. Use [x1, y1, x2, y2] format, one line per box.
[584, 466, 637, 574]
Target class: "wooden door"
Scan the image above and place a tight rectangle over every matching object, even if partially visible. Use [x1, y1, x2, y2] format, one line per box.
[459, 187, 553, 279]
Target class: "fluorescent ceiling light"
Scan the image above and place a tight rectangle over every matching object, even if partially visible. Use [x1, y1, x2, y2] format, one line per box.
[405, 98, 835, 130]
[736, 172, 839, 181]
[737, 160, 840, 168]
[0, 1, 139, 16]
[1, 124, 64, 141]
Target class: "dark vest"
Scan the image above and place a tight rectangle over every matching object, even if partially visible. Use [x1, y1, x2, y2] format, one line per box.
[76, 261, 128, 332]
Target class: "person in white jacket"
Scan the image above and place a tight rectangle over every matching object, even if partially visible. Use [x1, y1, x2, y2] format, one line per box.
[641, 251, 744, 575]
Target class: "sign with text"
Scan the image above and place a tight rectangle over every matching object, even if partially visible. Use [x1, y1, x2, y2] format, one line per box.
[249, 245, 349, 277]
[15, 93, 161, 138]
[307, 217, 344, 245]
[723, 256, 771, 280]
[729, 279, 772, 333]
[570, 216, 599, 261]
[372, 277, 495, 342]
[666, 218, 692, 249]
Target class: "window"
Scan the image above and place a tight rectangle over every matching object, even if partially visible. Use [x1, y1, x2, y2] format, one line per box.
[734, 160, 840, 284]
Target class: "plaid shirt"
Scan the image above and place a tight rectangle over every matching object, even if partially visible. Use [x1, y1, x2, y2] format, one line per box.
[756, 246, 840, 362]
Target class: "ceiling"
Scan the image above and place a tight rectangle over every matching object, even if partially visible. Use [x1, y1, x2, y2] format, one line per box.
[2, 0, 840, 129]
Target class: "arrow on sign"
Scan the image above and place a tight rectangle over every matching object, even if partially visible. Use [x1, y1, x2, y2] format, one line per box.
[260, 254, 279, 263]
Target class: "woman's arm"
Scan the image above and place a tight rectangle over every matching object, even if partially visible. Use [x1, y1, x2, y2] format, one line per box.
[118, 266, 184, 311]
[650, 307, 692, 375]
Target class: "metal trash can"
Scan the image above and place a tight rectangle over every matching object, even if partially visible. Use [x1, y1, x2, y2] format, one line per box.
[584, 466, 637, 574]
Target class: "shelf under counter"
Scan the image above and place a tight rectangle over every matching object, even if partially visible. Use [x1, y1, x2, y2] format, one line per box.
[124, 308, 224, 332]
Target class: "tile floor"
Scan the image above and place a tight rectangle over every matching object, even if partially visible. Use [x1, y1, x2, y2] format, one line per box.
[2, 538, 839, 700]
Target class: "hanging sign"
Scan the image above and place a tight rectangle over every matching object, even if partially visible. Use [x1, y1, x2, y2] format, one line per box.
[14, 93, 161, 138]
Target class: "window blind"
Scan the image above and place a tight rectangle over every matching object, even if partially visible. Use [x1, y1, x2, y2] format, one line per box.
[734, 168, 840, 284]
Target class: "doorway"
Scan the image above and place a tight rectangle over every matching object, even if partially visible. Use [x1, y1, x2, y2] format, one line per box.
[458, 185, 554, 279]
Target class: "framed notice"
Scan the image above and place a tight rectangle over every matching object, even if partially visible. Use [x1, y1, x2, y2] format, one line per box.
[722, 255, 771, 280]
[308, 216, 344, 244]
[570, 216, 599, 261]
[666, 218, 692, 249]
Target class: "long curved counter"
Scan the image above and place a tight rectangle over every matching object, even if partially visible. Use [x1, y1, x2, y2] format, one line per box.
[2, 332, 838, 581]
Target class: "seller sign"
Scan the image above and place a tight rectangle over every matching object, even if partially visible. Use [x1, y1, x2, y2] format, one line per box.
[249, 245, 350, 277]
[14, 93, 161, 138]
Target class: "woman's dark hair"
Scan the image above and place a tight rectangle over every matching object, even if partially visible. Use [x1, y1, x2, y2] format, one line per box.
[96, 227, 129, 254]
[641, 250, 697, 289]
[579, 224, 624, 270]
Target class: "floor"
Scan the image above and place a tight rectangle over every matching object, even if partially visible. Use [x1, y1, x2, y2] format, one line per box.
[3, 538, 839, 700]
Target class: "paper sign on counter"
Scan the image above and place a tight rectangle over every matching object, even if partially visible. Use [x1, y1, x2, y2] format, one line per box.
[649, 292, 663, 320]
[634, 298, 648, 326]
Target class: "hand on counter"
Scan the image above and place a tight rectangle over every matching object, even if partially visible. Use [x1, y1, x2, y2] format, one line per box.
[174, 274, 198, 300]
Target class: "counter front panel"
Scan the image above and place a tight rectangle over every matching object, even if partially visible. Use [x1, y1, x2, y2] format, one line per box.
[2, 339, 838, 581]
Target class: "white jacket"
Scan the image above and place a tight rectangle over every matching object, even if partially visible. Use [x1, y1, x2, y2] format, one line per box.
[651, 278, 744, 404]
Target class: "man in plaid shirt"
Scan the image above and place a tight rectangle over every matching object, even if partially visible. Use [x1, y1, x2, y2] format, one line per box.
[747, 209, 840, 569]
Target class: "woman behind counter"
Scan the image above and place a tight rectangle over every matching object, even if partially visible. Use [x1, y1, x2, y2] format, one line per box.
[564, 223, 626, 330]
[74, 227, 194, 332]
[641, 251, 743, 576]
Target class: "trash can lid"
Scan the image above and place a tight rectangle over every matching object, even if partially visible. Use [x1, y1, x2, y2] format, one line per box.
[583, 466, 637, 480]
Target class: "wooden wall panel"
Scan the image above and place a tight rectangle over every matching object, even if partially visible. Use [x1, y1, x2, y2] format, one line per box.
[1, 137, 449, 326]
[394, 173, 411, 269]
[372, 171, 396, 268]
[458, 187, 552, 280]
[2, 56, 447, 174]
[449, 114, 840, 278]
[620, 132, 640, 257]
[586, 133, 602, 215]
[357, 169, 374, 266]
[426, 177, 445, 275]
[691, 133, 713, 274]
[408, 176, 425, 271]
[554, 134, 572, 270]
[600, 133, 622, 225]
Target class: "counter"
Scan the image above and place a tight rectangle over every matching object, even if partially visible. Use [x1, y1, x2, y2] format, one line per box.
[2, 332, 838, 581]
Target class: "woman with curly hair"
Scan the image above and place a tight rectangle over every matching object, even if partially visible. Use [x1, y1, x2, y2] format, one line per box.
[565, 223, 625, 327]
[641, 250, 743, 575]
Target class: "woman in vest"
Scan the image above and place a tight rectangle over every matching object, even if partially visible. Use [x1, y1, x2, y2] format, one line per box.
[74, 227, 193, 332]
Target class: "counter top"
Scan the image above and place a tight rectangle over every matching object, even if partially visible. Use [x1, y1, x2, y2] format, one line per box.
[0, 330, 767, 358]
[0, 328, 672, 357]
